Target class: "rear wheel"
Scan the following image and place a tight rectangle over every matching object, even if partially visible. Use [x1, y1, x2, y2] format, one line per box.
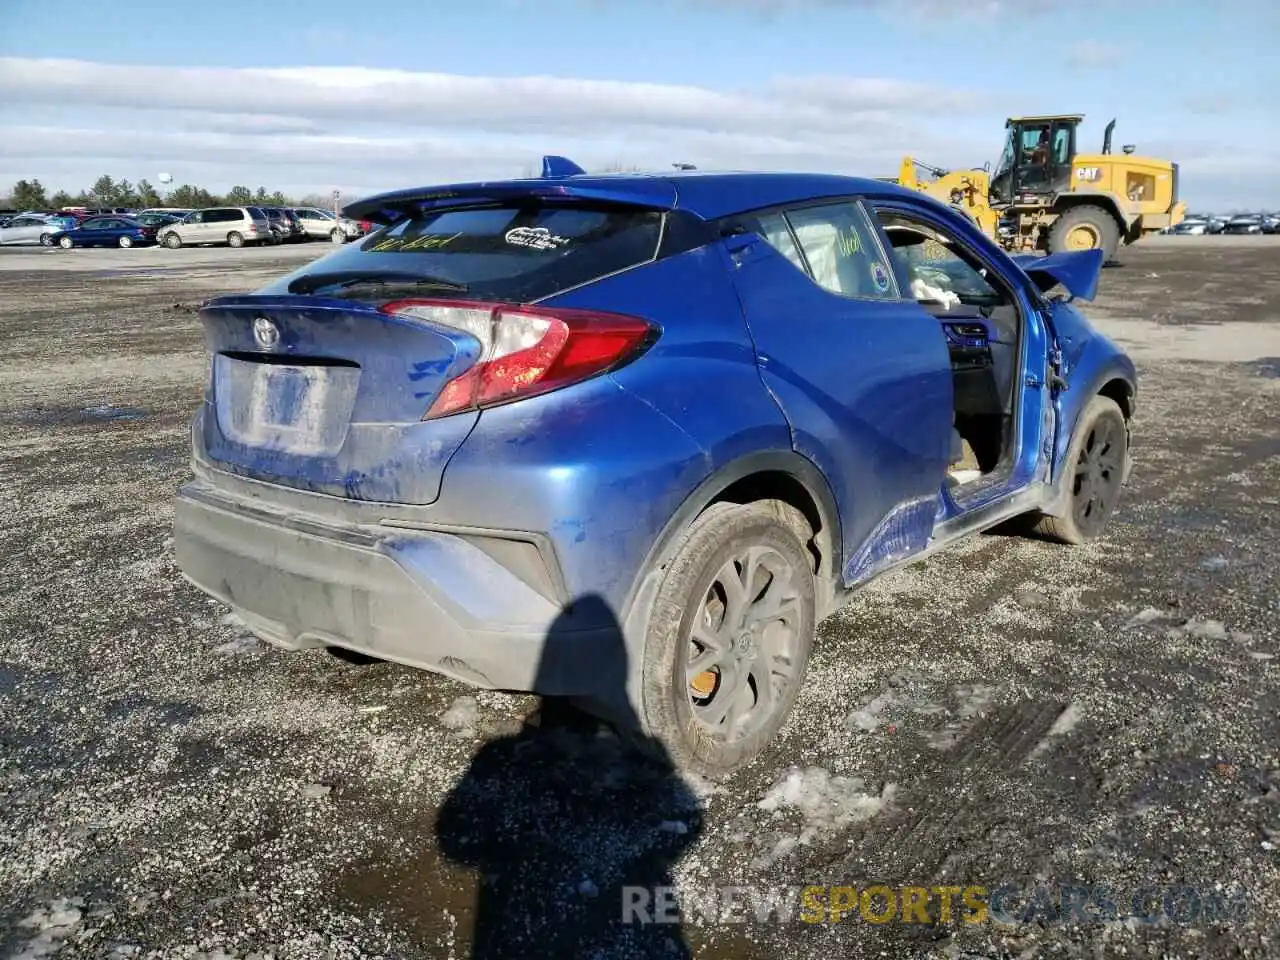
[640, 500, 816, 779]
[40, 233, 53, 247]
[227, 231, 245, 248]
[1048, 205, 1121, 261]
[118, 235, 133, 248]
[163, 232, 182, 249]
[1030, 395, 1128, 544]
[58, 235, 73, 249]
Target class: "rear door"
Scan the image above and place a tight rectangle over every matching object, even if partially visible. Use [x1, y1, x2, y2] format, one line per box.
[721, 198, 953, 584]
[1, 216, 45, 244]
[79, 217, 114, 245]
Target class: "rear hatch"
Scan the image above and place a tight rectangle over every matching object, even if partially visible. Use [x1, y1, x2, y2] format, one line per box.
[197, 192, 670, 505]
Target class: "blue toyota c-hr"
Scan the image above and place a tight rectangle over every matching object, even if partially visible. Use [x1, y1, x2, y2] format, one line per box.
[174, 157, 1136, 778]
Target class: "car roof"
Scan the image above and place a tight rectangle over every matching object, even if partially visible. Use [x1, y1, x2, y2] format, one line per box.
[348, 166, 931, 223]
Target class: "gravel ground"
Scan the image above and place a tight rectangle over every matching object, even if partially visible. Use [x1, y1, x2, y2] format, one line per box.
[1, 237, 1277, 959]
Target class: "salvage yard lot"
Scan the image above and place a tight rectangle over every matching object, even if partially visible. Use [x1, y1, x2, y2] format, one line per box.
[1, 237, 1278, 959]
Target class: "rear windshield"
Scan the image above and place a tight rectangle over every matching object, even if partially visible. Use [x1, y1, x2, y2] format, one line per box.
[272, 203, 664, 303]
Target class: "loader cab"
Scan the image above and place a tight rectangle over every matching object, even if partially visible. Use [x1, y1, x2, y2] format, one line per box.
[989, 115, 1081, 206]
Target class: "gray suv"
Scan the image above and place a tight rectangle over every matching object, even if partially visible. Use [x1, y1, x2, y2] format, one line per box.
[158, 207, 273, 249]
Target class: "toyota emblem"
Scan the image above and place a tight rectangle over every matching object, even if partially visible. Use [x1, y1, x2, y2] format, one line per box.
[253, 316, 280, 349]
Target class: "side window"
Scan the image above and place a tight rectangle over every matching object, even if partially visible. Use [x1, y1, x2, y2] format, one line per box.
[186, 212, 204, 224]
[784, 201, 898, 300]
[1052, 127, 1071, 165]
[749, 212, 806, 271]
[874, 211, 1005, 306]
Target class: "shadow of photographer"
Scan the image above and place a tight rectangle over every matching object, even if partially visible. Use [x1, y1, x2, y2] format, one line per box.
[435, 593, 705, 958]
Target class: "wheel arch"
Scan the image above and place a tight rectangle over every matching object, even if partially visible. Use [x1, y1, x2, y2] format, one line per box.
[1041, 370, 1136, 518]
[620, 450, 843, 625]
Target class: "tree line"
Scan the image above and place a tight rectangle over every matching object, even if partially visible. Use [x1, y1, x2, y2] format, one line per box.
[3, 177, 336, 212]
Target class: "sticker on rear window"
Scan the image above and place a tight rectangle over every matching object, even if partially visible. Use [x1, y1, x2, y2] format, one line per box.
[871, 261, 892, 292]
[505, 226, 570, 251]
[368, 232, 460, 253]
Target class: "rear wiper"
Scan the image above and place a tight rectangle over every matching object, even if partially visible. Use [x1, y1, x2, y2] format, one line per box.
[290, 272, 468, 295]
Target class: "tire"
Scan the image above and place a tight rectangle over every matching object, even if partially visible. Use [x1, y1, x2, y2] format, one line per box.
[1030, 395, 1128, 544]
[58, 235, 73, 249]
[118, 235, 133, 248]
[163, 233, 182, 249]
[227, 231, 244, 248]
[40, 233, 53, 247]
[330, 228, 345, 244]
[639, 500, 817, 779]
[1048, 205, 1121, 261]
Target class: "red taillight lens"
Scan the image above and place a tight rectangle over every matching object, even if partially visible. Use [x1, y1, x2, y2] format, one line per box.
[379, 299, 656, 420]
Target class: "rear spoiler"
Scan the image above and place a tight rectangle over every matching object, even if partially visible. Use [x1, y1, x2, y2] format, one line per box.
[1009, 248, 1105, 302]
[343, 156, 679, 225]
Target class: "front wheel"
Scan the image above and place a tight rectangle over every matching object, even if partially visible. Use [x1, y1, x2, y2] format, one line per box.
[163, 233, 182, 249]
[58, 235, 74, 249]
[227, 231, 245, 248]
[1047, 205, 1121, 261]
[640, 500, 817, 779]
[1031, 395, 1128, 544]
[40, 233, 54, 247]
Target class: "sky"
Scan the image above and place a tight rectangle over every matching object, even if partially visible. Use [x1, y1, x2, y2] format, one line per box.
[0, 0, 1275, 211]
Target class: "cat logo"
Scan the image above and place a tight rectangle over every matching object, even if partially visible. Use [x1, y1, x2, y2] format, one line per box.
[1075, 167, 1102, 182]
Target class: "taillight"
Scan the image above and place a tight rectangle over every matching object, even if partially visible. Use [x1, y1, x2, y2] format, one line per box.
[379, 298, 656, 420]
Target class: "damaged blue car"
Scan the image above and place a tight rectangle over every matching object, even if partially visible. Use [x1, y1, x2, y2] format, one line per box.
[174, 158, 1136, 778]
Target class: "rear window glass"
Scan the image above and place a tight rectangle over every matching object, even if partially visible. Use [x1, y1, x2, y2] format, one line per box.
[276, 203, 664, 302]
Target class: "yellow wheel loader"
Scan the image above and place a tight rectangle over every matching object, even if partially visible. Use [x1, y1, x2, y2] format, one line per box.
[896, 115, 1187, 260]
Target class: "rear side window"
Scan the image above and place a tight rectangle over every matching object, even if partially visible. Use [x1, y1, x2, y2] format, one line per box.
[280, 203, 664, 302]
[784, 202, 899, 300]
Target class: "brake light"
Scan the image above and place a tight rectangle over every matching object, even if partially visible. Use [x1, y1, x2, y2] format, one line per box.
[379, 298, 656, 419]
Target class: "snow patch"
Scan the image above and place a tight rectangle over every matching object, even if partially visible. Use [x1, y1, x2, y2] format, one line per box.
[1029, 702, 1084, 759]
[439, 695, 479, 739]
[756, 766, 895, 853]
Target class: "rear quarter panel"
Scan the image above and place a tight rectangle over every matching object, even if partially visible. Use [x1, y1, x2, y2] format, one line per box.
[434, 245, 793, 620]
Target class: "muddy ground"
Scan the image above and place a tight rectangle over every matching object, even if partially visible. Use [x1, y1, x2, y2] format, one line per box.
[0, 237, 1277, 960]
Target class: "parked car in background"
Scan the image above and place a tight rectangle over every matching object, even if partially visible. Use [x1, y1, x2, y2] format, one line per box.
[261, 206, 305, 243]
[1222, 215, 1264, 235]
[0, 214, 65, 246]
[157, 207, 272, 248]
[1262, 213, 1280, 234]
[138, 208, 194, 220]
[1171, 218, 1210, 236]
[175, 162, 1138, 778]
[291, 206, 362, 243]
[48, 215, 159, 249]
[134, 212, 182, 229]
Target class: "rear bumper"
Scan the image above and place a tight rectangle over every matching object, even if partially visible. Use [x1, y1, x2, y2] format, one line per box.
[174, 480, 619, 696]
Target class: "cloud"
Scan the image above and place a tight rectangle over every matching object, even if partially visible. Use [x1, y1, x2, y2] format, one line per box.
[0, 56, 995, 194]
[0, 57, 983, 136]
[1064, 40, 1122, 68]
[0, 56, 1269, 209]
